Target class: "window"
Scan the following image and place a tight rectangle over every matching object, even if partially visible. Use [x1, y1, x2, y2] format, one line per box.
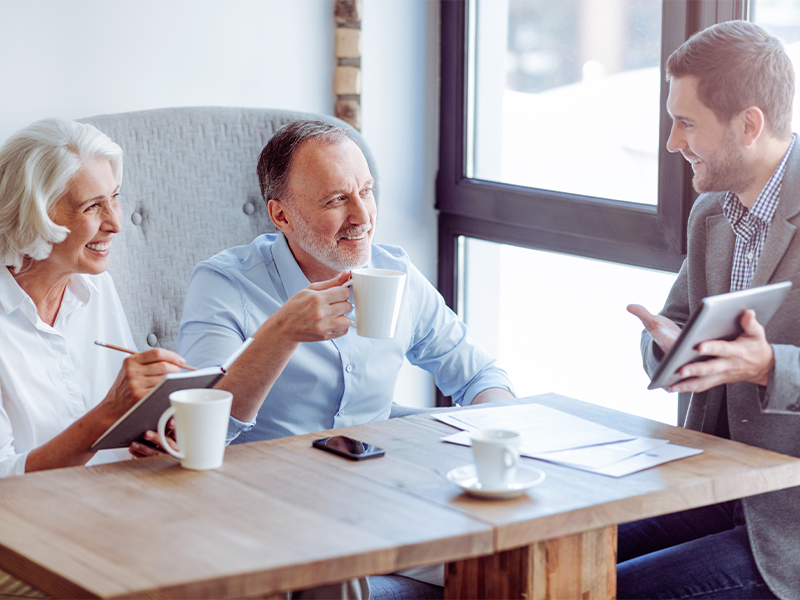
[469, 0, 663, 205]
[753, 0, 800, 132]
[438, 0, 749, 420]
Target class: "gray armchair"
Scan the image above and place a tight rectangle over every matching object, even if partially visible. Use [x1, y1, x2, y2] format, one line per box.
[79, 106, 377, 352]
[78, 107, 439, 598]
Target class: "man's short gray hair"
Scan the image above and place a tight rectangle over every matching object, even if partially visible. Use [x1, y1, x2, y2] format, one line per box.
[0, 118, 123, 271]
[257, 120, 350, 205]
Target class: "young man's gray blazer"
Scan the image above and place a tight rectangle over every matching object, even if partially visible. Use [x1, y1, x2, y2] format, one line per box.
[640, 140, 800, 600]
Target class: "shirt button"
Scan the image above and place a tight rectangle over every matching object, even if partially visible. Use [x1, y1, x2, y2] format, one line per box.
[345, 364, 354, 373]
[746, 251, 754, 260]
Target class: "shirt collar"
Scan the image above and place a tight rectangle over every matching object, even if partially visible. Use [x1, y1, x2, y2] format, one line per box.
[0, 266, 28, 315]
[722, 133, 796, 226]
[0, 266, 95, 318]
[270, 233, 312, 299]
[63, 273, 95, 308]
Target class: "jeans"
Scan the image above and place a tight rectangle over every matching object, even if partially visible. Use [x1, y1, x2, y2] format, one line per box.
[617, 501, 777, 599]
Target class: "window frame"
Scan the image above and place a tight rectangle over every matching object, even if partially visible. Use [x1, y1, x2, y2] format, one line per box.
[436, 0, 749, 413]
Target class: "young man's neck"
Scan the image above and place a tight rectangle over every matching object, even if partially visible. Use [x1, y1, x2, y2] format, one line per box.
[738, 134, 793, 209]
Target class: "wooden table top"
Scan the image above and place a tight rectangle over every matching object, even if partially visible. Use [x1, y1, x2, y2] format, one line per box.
[272, 393, 800, 551]
[2, 393, 799, 599]
[0, 438, 491, 599]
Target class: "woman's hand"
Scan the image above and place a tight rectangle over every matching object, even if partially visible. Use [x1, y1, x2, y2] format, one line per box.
[103, 349, 186, 416]
[129, 418, 179, 458]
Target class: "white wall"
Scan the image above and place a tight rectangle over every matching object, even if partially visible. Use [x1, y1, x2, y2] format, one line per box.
[362, 0, 440, 407]
[0, 0, 441, 407]
[0, 1, 336, 141]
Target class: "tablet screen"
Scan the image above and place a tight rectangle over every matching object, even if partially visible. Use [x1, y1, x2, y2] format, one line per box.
[648, 281, 792, 390]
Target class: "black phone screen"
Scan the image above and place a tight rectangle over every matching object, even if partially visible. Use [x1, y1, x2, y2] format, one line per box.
[312, 436, 385, 460]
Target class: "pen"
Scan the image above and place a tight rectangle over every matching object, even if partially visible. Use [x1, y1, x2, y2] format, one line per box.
[94, 341, 197, 371]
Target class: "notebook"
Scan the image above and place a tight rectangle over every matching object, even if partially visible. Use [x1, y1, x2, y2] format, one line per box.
[91, 338, 253, 450]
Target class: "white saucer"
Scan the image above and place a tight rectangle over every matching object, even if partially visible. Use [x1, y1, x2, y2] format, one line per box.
[446, 464, 546, 499]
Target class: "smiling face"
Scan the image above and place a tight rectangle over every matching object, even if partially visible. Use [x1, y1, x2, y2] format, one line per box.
[46, 157, 122, 278]
[270, 138, 376, 281]
[666, 75, 756, 196]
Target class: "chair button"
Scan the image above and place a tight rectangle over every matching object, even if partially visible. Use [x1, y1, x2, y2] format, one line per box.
[147, 333, 158, 347]
[131, 212, 143, 225]
[243, 202, 256, 215]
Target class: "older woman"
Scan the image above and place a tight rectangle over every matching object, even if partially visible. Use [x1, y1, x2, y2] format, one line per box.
[0, 118, 186, 478]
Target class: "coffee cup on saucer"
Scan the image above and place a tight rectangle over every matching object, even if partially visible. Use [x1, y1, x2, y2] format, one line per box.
[470, 429, 521, 489]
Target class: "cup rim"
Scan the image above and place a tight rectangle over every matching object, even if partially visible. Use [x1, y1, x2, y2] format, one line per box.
[169, 389, 233, 404]
[351, 267, 406, 278]
[471, 429, 520, 443]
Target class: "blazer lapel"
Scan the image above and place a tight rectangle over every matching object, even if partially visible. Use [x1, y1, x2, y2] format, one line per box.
[754, 217, 796, 286]
[705, 212, 735, 295]
[754, 141, 800, 287]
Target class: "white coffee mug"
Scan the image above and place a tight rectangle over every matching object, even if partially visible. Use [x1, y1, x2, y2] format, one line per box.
[158, 389, 233, 470]
[347, 268, 406, 338]
[471, 429, 521, 489]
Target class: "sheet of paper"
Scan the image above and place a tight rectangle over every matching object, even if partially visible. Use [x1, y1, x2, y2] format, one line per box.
[581, 444, 703, 478]
[435, 404, 635, 454]
[442, 431, 668, 468]
[441, 430, 701, 477]
[533, 436, 670, 468]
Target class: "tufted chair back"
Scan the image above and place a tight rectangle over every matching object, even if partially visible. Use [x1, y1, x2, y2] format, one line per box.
[79, 107, 377, 352]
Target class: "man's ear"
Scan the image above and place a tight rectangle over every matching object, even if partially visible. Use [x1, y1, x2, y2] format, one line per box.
[740, 106, 766, 147]
[268, 199, 293, 234]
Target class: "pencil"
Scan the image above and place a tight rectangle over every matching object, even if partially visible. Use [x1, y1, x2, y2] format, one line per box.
[94, 341, 197, 371]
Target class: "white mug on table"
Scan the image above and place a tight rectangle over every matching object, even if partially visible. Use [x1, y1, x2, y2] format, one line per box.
[347, 268, 406, 339]
[158, 389, 232, 470]
[471, 429, 521, 489]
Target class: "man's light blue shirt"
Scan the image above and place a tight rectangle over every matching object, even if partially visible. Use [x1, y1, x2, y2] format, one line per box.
[178, 232, 513, 442]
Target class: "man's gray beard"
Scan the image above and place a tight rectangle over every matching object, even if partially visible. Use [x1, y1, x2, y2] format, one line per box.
[293, 224, 373, 272]
[312, 243, 372, 272]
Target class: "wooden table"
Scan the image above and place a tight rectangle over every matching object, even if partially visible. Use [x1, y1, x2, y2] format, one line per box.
[2, 393, 800, 599]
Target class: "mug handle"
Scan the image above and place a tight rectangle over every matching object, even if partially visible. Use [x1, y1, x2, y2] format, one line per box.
[158, 406, 184, 459]
[503, 448, 518, 468]
[343, 278, 357, 329]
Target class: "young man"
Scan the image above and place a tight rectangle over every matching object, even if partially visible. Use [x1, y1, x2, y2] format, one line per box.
[626, 20, 800, 600]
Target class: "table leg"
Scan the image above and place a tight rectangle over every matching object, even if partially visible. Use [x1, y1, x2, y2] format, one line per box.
[444, 525, 616, 600]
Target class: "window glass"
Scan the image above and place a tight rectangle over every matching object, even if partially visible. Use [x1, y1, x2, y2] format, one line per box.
[469, 0, 663, 204]
[754, 0, 800, 136]
[459, 237, 679, 424]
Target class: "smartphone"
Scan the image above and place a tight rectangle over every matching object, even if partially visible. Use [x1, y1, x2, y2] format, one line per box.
[312, 436, 385, 461]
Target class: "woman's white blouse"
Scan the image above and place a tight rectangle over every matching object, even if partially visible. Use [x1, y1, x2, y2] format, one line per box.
[0, 268, 135, 477]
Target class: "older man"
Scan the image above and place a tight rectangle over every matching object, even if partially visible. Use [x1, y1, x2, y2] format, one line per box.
[179, 120, 512, 597]
[178, 119, 513, 442]
[626, 20, 800, 600]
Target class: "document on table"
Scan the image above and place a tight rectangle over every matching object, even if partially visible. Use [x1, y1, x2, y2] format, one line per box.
[436, 404, 702, 477]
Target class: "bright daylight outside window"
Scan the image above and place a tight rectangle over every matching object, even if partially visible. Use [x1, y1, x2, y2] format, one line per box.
[461, 0, 679, 424]
[468, 0, 662, 204]
[459, 0, 800, 424]
[754, 0, 800, 133]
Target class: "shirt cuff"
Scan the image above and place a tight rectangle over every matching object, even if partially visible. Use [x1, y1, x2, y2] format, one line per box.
[0, 451, 28, 478]
[761, 344, 800, 413]
[226, 414, 256, 444]
[459, 379, 516, 406]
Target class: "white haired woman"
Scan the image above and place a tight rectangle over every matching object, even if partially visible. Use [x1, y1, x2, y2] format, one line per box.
[0, 118, 187, 595]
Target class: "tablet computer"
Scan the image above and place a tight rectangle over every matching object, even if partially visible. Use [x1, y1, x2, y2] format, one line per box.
[648, 281, 792, 390]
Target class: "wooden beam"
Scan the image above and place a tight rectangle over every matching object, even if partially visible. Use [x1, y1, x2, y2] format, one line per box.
[445, 526, 616, 600]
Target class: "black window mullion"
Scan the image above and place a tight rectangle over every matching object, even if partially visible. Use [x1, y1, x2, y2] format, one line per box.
[437, 0, 746, 304]
[438, 0, 692, 282]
